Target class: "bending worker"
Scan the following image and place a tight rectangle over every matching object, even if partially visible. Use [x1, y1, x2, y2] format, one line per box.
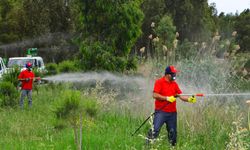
[147, 65, 196, 146]
[18, 62, 37, 108]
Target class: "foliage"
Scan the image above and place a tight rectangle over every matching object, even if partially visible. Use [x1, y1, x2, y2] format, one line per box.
[164, 0, 216, 42]
[226, 114, 250, 150]
[234, 9, 250, 52]
[217, 13, 236, 39]
[53, 89, 99, 149]
[0, 0, 80, 62]
[153, 15, 176, 62]
[155, 15, 176, 48]
[244, 59, 250, 69]
[78, 0, 144, 72]
[54, 90, 81, 119]
[45, 63, 58, 75]
[176, 39, 198, 60]
[1, 66, 20, 87]
[79, 41, 126, 72]
[0, 81, 19, 107]
[58, 60, 78, 73]
[53, 89, 99, 125]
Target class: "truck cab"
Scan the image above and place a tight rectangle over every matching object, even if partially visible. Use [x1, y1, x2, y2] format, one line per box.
[0, 57, 7, 78]
[7, 56, 46, 72]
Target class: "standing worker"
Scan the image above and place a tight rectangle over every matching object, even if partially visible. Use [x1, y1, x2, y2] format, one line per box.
[18, 62, 37, 108]
[147, 65, 196, 146]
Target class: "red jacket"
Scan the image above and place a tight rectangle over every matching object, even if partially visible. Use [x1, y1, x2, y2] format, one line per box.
[18, 69, 35, 90]
[153, 77, 182, 112]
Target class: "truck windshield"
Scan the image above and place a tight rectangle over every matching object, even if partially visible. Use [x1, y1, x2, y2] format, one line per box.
[7, 59, 34, 68]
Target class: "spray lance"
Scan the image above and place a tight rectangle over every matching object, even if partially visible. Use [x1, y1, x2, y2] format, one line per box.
[18, 77, 42, 81]
[177, 93, 250, 97]
[131, 92, 250, 136]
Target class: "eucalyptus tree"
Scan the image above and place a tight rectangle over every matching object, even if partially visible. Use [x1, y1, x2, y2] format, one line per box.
[234, 9, 250, 52]
[164, 0, 216, 42]
[78, 0, 144, 71]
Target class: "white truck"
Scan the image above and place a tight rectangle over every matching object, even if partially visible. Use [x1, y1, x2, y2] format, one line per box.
[0, 57, 7, 78]
[7, 56, 46, 73]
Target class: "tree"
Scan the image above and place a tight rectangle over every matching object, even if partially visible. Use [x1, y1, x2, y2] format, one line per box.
[154, 15, 176, 62]
[138, 0, 166, 58]
[0, 0, 20, 43]
[78, 0, 144, 72]
[234, 9, 250, 52]
[164, 0, 216, 42]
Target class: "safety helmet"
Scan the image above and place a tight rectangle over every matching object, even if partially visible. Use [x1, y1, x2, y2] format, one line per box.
[25, 62, 32, 68]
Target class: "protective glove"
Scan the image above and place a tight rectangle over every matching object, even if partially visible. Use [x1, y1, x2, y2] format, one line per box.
[188, 96, 196, 103]
[25, 78, 30, 82]
[166, 96, 176, 103]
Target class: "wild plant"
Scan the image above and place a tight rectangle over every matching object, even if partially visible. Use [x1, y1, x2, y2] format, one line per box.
[225, 114, 249, 150]
[139, 116, 165, 150]
[53, 89, 99, 150]
[247, 100, 250, 130]
[83, 80, 118, 111]
[0, 81, 19, 107]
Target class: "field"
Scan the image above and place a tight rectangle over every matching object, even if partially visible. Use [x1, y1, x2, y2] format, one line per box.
[0, 64, 249, 149]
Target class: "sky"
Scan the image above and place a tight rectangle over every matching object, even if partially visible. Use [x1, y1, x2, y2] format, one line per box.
[208, 0, 250, 14]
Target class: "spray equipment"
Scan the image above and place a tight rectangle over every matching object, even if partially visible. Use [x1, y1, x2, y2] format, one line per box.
[131, 102, 170, 137]
[175, 93, 204, 97]
[176, 93, 250, 97]
[19, 77, 42, 81]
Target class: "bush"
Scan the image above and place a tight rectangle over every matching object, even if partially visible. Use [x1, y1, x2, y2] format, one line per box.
[0, 81, 19, 107]
[82, 97, 99, 117]
[79, 41, 138, 72]
[54, 90, 81, 119]
[58, 60, 78, 73]
[244, 59, 250, 71]
[2, 66, 20, 87]
[53, 90, 99, 119]
[45, 63, 58, 75]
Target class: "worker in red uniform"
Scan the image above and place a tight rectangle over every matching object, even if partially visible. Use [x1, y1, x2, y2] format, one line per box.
[147, 65, 196, 146]
[18, 62, 36, 108]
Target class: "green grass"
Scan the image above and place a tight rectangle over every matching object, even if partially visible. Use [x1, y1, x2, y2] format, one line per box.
[0, 84, 249, 149]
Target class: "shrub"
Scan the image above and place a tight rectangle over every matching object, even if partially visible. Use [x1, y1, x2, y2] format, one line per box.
[79, 41, 138, 72]
[53, 89, 99, 149]
[54, 90, 99, 119]
[2, 66, 20, 87]
[82, 97, 99, 117]
[45, 63, 58, 75]
[244, 59, 250, 71]
[58, 60, 78, 73]
[0, 81, 19, 107]
[54, 90, 81, 119]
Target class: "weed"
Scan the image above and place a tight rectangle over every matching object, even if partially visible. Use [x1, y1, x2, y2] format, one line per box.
[226, 114, 249, 150]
